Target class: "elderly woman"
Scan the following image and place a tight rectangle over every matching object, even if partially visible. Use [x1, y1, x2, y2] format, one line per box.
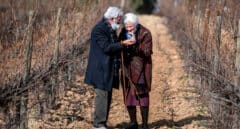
[119, 13, 153, 129]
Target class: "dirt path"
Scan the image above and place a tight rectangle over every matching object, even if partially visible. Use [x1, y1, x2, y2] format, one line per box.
[39, 15, 210, 129]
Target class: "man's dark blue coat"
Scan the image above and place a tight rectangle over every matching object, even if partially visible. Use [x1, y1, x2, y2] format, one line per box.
[84, 18, 122, 91]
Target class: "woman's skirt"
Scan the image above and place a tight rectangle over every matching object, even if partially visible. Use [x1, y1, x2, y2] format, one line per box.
[126, 84, 149, 106]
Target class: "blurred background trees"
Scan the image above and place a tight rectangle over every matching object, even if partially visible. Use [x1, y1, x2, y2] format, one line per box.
[128, 0, 157, 14]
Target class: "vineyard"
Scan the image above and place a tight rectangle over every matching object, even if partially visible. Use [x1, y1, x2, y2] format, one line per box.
[159, 0, 240, 128]
[0, 0, 240, 129]
[0, 0, 121, 128]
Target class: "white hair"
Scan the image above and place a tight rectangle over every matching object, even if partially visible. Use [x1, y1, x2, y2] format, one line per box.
[123, 13, 138, 26]
[104, 6, 123, 19]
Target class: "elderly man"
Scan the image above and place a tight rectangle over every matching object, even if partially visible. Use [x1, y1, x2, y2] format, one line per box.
[119, 13, 153, 129]
[84, 7, 135, 129]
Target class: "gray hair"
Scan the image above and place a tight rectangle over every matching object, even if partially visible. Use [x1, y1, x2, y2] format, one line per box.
[104, 6, 123, 19]
[123, 13, 138, 26]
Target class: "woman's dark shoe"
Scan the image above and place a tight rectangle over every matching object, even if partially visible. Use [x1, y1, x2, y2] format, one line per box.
[123, 122, 138, 129]
[140, 106, 149, 129]
[141, 124, 148, 129]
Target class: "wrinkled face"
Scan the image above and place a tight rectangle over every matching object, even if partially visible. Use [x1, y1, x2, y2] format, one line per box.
[109, 15, 122, 30]
[125, 22, 135, 32]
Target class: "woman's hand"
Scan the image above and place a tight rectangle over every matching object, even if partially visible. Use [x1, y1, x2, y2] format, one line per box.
[121, 39, 135, 46]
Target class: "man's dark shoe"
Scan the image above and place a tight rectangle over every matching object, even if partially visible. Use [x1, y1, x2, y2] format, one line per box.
[92, 126, 107, 129]
[123, 122, 138, 129]
[93, 124, 108, 129]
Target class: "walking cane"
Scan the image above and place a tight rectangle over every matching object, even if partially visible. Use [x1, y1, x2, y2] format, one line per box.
[121, 41, 127, 106]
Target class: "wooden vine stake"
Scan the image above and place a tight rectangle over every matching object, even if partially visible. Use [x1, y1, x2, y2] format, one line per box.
[20, 10, 34, 129]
